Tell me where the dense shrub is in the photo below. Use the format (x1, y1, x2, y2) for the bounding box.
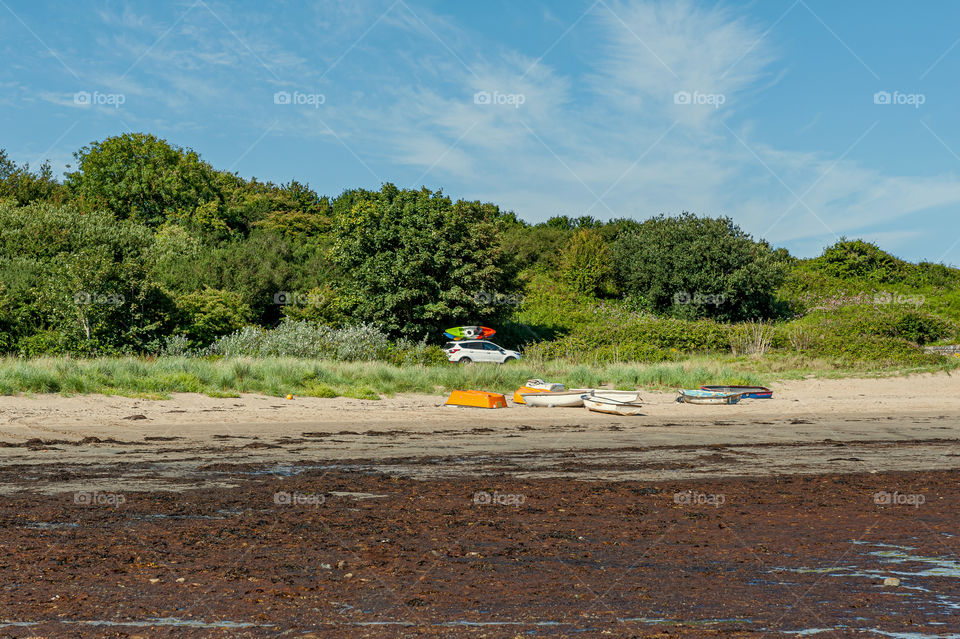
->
(65, 133, 223, 229)
(206, 321, 392, 360)
(612, 214, 788, 321)
(560, 229, 613, 296)
(175, 288, 253, 347)
(331, 184, 516, 339)
(0, 201, 174, 354)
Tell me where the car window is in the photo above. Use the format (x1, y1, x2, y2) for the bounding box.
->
(464, 342, 483, 350)
(444, 342, 457, 350)
(483, 342, 500, 351)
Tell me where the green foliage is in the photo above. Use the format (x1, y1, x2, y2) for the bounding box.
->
(65, 133, 224, 229)
(5, 133, 960, 376)
(613, 213, 787, 321)
(0, 355, 780, 398)
(280, 285, 348, 326)
(0, 150, 66, 206)
(206, 320, 391, 360)
(331, 184, 515, 339)
(174, 288, 253, 346)
(560, 229, 613, 296)
(782, 304, 953, 364)
(0, 200, 174, 354)
(805, 239, 960, 292)
(814, 239, 907, 283)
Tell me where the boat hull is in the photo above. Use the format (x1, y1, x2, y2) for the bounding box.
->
(520, 390, 591, 407)
(583, 397, 643, 416)
(700, 385, 772, 399)
(677, 390, 743, 405)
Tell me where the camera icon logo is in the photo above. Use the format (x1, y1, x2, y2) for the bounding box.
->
(474, 90, 492, 105)
(274, 91, 291, 105)
(673, 91, 691, 105)
(273, 291, 290, 305)
(74, 91, 91, 106)
(874, 91, 891, 105)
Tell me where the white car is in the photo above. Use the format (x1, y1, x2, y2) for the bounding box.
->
(444, 340, 521, 364)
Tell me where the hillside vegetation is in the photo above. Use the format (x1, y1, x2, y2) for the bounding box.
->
(1, 135, 958, 384)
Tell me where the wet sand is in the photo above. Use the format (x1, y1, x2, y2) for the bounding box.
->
(0, 374, 958, 637)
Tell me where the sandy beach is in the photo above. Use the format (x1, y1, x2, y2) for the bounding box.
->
(1, 373, 959, 490)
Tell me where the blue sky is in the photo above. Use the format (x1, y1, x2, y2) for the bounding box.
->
(3, 0, 960, 262)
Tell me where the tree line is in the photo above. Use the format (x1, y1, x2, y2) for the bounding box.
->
(0, 133, 788, 356)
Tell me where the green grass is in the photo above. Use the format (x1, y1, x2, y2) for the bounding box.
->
(0, 354, 956, 399)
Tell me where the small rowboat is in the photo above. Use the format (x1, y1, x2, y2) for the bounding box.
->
(513, 379, 566, 404)
(520, 389, 592, 407)
(677, 389, 744, 405)
(583, 391, 643, 416)
(700, 385, 772, 399)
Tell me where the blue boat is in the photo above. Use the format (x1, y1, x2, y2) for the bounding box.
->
(700, 385, 773, 399)
(677, 389, 744, 405)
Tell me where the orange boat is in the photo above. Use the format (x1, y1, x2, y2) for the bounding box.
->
(445, 390, 507, 409)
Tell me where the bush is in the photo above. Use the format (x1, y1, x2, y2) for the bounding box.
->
(330, 184, 516, 339)
(175, 288, 253, 347)
(814, 239, 907, 283)
(521, 305, 732, 364)
(560, 229, 613, 296)
(783, 305, 953, 364)
(612, 213, 787, 321)
(206, 320, 392, 361)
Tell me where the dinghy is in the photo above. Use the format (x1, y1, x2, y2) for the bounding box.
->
(700, 385, 772, 399)
(519, 389, 592, 407)
(583, 391, 643, 416)
(676, 389, 744, 405)
(513, 379, 566, 404)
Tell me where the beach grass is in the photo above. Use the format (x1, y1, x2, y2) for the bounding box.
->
(0, 354, 956, 399)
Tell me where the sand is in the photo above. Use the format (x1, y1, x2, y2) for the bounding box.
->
(0, 372, 958, 491)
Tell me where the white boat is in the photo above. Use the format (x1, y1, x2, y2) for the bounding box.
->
(519, 389, 592, 407)
(583, 391, 643, 416)
(524, 378, 565, 392)
(590, 390, 641, 402)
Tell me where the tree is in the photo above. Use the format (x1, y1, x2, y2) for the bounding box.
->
(330, 184, 515, 339)
(174, 288, 253, 346)
(612, 213, 787, 321)
(560, 229, 613, 296)
(0, 150, 65, 205)
(65, 133, 223, 228)
(0, 200, 174, 354)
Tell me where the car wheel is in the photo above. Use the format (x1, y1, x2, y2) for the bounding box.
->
(502, 356, 516, 363)
(459, 357, 472, 364)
